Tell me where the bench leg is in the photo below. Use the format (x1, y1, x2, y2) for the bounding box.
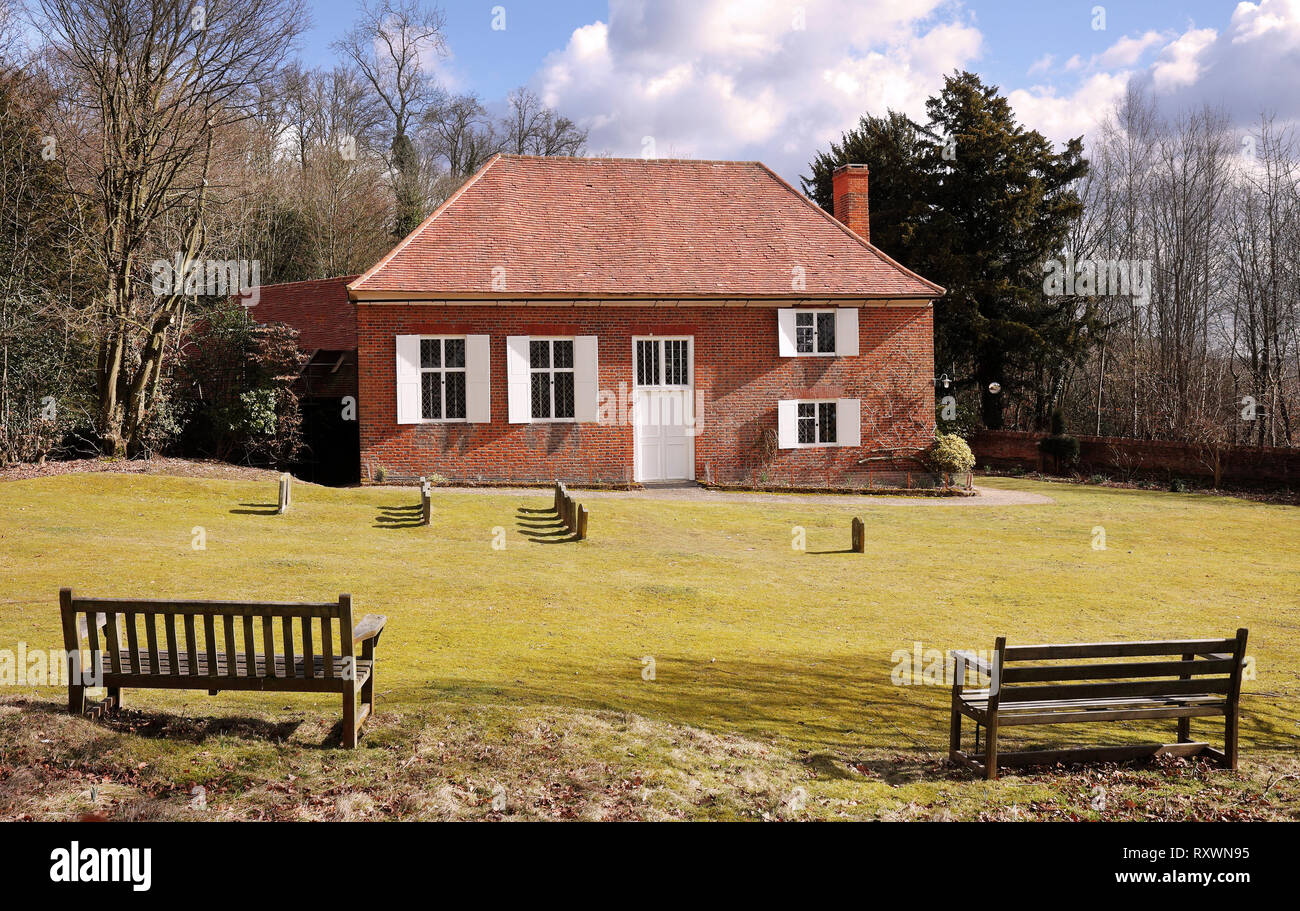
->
(984, 717, 999, 781)
(1224, 709, 1239, 770)
(361, 663, 375, 726)
(68, 682, 85, 715)
(1177, 716, 1191, 743)
(949, 701, 962, 762)
(106, 687, 123, 713)
(342, 683, 358, 749)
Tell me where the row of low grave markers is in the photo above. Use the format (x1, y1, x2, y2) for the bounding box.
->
(419, 477, 432, 526)
(277, 473, 293, 514)
(553, 481, 588, 541)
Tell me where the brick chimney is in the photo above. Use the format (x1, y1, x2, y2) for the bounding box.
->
(832, 164, 870, 242)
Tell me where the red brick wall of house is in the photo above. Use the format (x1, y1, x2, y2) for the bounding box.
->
(357, 304, 934, 484)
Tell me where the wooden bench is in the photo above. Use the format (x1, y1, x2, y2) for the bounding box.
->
(949, 630, 1249, 779)
(59, 589, 387, 748)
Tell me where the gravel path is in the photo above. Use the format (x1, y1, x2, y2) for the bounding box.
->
(437, 482, 1055, 507)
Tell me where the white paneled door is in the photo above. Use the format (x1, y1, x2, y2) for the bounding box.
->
(633, 337, 695, 482)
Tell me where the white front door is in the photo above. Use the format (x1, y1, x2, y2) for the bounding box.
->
(633, 338, 695, 482)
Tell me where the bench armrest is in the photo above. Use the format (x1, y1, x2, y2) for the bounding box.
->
(950, 650, 993, 677)
(353, 614, 387, 644)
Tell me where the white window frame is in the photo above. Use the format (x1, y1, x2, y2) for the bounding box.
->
(797, 399, 839, 446)
(778, 398, 861, 449)
(796, 310, 838, 356)
(418, 336, 469, 423)
(633, 336, 694, 389)
(528, 337, 577, 423)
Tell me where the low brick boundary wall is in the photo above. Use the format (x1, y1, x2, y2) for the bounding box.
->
(970, 430, 1300, 487)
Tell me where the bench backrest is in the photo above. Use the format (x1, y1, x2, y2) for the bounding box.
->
(983, 630, 1248, 708)
(59, 588, 354, 684)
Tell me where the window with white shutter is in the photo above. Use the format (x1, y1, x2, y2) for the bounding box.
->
(396, 335, 490, 424)
(777, 308, 857, 357)
(777, 398, 861, 448)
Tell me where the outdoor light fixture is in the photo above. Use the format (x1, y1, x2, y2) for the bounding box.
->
(988, 382, 1002, 395)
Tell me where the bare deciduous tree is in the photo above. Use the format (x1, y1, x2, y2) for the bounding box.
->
(36, 0, 306, 455)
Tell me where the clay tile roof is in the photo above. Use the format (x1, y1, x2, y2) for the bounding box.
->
(248, 275, 359, 350)
(349, 155, 943, 300)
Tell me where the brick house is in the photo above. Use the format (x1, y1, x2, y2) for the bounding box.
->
(260, 154, 944, 486)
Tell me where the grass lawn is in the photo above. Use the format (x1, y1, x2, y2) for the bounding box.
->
(1, 470, 1297, 820)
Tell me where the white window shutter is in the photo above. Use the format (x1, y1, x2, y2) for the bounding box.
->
(777, 309, 797, 357)
(835, 308, 859, 356)
(837, 399, 861, 447)
(395, 335, 422, 425)
(777, 400, 799, 449)
(573, 336, 599, 422)
(506, 336, 531, 424)
(465, 334, 491, 423)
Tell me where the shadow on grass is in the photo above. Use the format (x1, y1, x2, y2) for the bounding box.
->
(415, 651, 1300, 784)
(515, 507, 578, 544)
(230, 503, 279, 516)
(374, 503, 425, 530)
(15, 697, 315, 747)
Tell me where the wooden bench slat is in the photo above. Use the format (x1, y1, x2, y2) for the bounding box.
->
(282, 616, 295, 678)
(94, 650, 369, 680)
(84, 613, 102, 679)
(302, 616, 315, 679)
(1000, 658, 1236, 683)
(1004, 639, 1238, 660)
(66, 599, 342, 616)
(164, 614, 180, 676)
(222, 616, 238, 677)
(997, 704, 1229, 726)
(144, 612, 160, 674)
(184, 614, 199, 677)
(204, 614, 218, 680)
(999, 677, 1231, 703)
(243, 615, 257, 677)
(321, 617, 334, 679)
(102, 612, 122, 674)
(124, 613, 141, 674)
(263, 616, 276, 678)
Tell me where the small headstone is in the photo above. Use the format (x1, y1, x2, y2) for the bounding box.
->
(851, 517, 865, 553)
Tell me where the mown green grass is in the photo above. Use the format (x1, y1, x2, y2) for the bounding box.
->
(1, 472, 1297, 820)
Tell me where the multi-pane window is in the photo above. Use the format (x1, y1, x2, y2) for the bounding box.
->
(636, 339, 690, 387)
(795, 311, 836, 354)
(420, 338, 466, 420)
(530, 339, 575, 420)
(797, 402, 837, 445)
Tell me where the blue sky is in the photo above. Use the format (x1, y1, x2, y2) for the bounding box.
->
(296, 1, 1300, 182)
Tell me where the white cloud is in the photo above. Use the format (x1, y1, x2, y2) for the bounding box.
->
(528, 0, 1300, 177)
(1004, 0, 1300, 147)
(535, 0, 981, 181)
(1097, 30, 1168, 69)
(1150, 27, 1216, 91)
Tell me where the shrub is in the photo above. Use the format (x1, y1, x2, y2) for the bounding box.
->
(927, 433, 975, 474)
(1039, 433, 1080, 467)
(171, 301, 305, 465)
(1169, 477, 1188, 493)
(1039, 408, 1080, 472)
